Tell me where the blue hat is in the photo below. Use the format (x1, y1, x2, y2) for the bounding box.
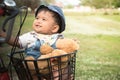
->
(35, 5, 65, 33)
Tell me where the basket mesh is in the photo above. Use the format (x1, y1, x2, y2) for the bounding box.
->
(11, 50, 77, 80)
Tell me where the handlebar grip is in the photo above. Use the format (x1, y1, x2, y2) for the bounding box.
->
(0, 8, 19, 43)
(2, 8, 19, 32)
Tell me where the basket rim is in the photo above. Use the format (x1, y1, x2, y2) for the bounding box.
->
(9, 50, 77, 61)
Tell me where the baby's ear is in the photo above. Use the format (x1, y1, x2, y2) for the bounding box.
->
(52, 25, 59, 33)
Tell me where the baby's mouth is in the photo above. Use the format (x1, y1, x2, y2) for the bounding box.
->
(36, 25, 42, 28)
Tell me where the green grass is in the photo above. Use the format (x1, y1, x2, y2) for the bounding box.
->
(64, 12, 120, 32)
(69, 34, 120, 80)
(63, 12, 120, 80)
(1, 12, 120, 80)
(63, 33, 120, 80)
(100, 15, 120, 22)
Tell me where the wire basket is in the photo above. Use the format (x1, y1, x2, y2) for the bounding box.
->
(10, 50, 77, 80)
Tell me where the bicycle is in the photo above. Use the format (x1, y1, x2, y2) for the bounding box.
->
(0, 0, 28, 80)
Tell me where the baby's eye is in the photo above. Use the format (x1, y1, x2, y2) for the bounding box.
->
(35, 17, 39, 19)
(42, 18, 46, 21)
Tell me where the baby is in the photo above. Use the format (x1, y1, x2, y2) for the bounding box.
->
(0, 5, 65, 59)
(0, 4, 67, 80)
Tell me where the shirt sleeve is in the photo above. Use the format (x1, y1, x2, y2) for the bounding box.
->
(19, 32, 36, 48)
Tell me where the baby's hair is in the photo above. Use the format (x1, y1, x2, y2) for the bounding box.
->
(37, 7, 62, 33)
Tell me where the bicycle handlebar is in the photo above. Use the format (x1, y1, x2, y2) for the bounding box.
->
(2, 8, 19, 32)
(0, 0, 19, 43)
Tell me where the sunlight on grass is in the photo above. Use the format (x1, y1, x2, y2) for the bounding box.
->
(64, 11, 120, 35)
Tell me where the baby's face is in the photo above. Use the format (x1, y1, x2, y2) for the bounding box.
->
(32, 10, 58, 34)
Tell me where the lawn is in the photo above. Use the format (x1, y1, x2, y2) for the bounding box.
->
(72, 34, 120, 80)
(64, 11, 120, 80)
(0, 11, 120, 80)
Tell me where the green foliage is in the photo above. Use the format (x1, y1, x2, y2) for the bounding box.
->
(14, 0, 40, 12)
(65, 4, 74, 9)
(81, 0, 120, 8)
(112, 0, 120, 8)
(45, 0, 55, 4)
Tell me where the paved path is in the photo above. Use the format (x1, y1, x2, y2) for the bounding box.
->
(64, 15, 120, 35)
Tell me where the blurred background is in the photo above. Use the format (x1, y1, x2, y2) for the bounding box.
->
(13, 0, 120, 14)
(0, 0, 120, 80)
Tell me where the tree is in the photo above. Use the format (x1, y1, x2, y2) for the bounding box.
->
(14, 0, 40, 13)
(14, 0, 56, 13)
(81, 0, 120, 8)
(112, 0, 120, 8)
(45, 0, 55, 4)
(25, 0, 40, 13)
